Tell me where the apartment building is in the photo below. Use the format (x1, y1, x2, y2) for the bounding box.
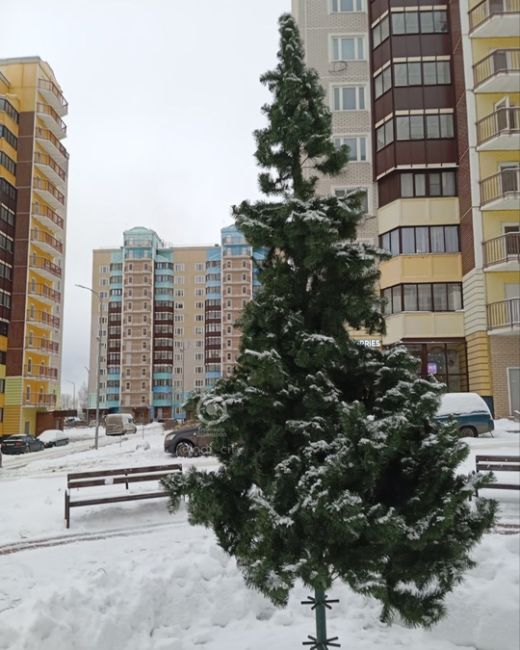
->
(292, 0, 378, 244)
(293, 1, 519, 416)
(0, 57, 67, 436)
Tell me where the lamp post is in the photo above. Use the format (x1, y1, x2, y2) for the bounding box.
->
(76, 284, 102, 450)
(67, 380, 76, 415)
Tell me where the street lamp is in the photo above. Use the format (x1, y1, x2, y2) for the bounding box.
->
(67, 380, 76, 415)
(76, 283, 102, 450)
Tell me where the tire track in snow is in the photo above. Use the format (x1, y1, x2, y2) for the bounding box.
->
(0, 519, 186, 555)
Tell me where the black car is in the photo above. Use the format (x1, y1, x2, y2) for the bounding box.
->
(164, 424, 213, 457)
(0, 434, 45, 455)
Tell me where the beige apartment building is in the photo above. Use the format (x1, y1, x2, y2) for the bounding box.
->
(293, 0, 378, 245)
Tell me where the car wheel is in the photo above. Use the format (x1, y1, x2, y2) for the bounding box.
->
(175, 441, 195, 458)
(459, 426, 477, 438)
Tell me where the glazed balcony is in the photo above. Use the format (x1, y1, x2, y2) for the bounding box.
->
(480, 168, 520, 209)
(36, 102, 67, 138)
(30, 255, 62, 280)
(28, 283, 61, 305)
(30, 229, 63, 255)
(483, 233, 520, 270)
(25, 337, 60, 354)
(32, 203, 64, 231)
(26, 309, 60, 330)
(469, 0, 520, 37)
(476, 107, 520, 150)
(474, 49, 520, 92)
(35, 127, 69, 167)
(487, 298, 520, 333)
(33, 177, 65, 211)
(34, 152, 67, 189)
(24, 365, 58, 380)
(37, 79, 68, 116)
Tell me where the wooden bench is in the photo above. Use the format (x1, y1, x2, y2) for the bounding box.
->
(475, 455, 520, 496)
(64, 463, 182, 528)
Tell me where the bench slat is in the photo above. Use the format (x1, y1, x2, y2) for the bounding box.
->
(67, 464, 182, 481)
(69, 491, 168, 508)
(478, 483, 520, 491)
(475, 455, 520, 463)
(69, 472, 180, 489)
(476, 463, 520, 472)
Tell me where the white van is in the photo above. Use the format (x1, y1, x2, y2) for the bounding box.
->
(105, 413, 138, 436)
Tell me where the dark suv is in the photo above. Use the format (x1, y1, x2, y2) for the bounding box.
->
(164, 423, 214, 457)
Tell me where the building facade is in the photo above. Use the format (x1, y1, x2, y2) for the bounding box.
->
(0, 57, 68, 436)
(88, 227, 264, 421)
(293, 1, 519, 416)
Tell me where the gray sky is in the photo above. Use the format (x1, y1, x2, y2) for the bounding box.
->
(1, 0, 289, 395)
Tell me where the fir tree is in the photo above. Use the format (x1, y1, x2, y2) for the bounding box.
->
(163, 12, 496, 639)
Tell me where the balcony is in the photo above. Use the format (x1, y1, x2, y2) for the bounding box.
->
(32, 203, 64, 231)
(30, 255, 62, 279)
(34, 152, 67, 189)
(476, 107, 520, 150)
(24, 394, 57, 408)
(36, 102, 67, 138)
(28, 283, 61, 305)
(480, 168, 520, 210)
(474, 49, 520, 92)
(483, 233, 520, 270)
(469, 0, 520, 37)
(33, 177, 65, 211)
(30, 229, 63, 255)
(25, 337, 59, 354)
(26, 309, 60, 330)
(24, 365, 58, 380)
(37, 79, 68, 116)
(35, 128, 69, 167)
(487, 298, 520, 333)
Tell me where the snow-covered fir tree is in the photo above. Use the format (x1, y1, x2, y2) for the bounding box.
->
(163, 12, 496, 629)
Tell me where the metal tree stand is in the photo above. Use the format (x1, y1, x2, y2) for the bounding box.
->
(301, 589, 340, 649)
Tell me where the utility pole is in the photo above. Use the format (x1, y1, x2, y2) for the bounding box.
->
(76, 284, 102, 450)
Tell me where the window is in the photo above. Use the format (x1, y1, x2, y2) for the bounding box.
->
(374, 66, 392, 98)
(380, 226, 460, 255)
(399, 171, 456, 198)
(332, 86, 365, 111)
(372, 16, 389, 47)
(331, 0, 364, 11)
(174, 263, 185, 272)
(376, 120, 394, 151)
(334, 187, 369, 213)
(393, 60, 451, 87)
(383, 283, 462, 314)
(334, 136, 368, 162)
(396, 115, 424, 140)
(331, 36, 365, 61)
(391, 10, 448, 34)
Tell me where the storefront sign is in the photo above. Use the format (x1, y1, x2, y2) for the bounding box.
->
(357, 339, 381, 348)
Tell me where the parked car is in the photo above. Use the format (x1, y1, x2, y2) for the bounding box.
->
(64, 417, 84, 427)
(105, 413, 137, 436)
(0, 435, 45, 455)
(436, 392, 494, 437)
(164, 423, 213, 457)
(38, 429, 70, 448)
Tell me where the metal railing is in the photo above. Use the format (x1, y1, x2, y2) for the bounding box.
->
(36, 102, 67, 135)
(483, 232, 520, 266)
(24, 365, 58, 379)
(26, 309, 61, 329)
(33, 177, 65, 205)
(38, 79, 68, 112)
(470, 0, 520, 30)
(25, 337, 60, 354)
(474, 49, 520, 86)
(35, 127, 69, 160)
(30, 229, 64, 254)
(480, 168, 520, 205)
(28, 283, 61, 303)
(487, 298, 520, 329)
(476, 106, 520, 145)
(30, 255, 62, 278)
(32, 203, 64, 230)
(23, 394, 57, 407)
(34, 152, 67, 182)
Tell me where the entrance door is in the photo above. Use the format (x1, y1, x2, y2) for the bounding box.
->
(504, 224, 520, 255)
(508, 368, 520, 415)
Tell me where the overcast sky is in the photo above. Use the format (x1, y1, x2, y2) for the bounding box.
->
(1, 0, 290, 396)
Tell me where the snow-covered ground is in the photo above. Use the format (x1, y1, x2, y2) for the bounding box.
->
(0, 421, 518, 650)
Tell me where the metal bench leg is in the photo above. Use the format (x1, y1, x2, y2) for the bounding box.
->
(65, 490, 70, 529)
